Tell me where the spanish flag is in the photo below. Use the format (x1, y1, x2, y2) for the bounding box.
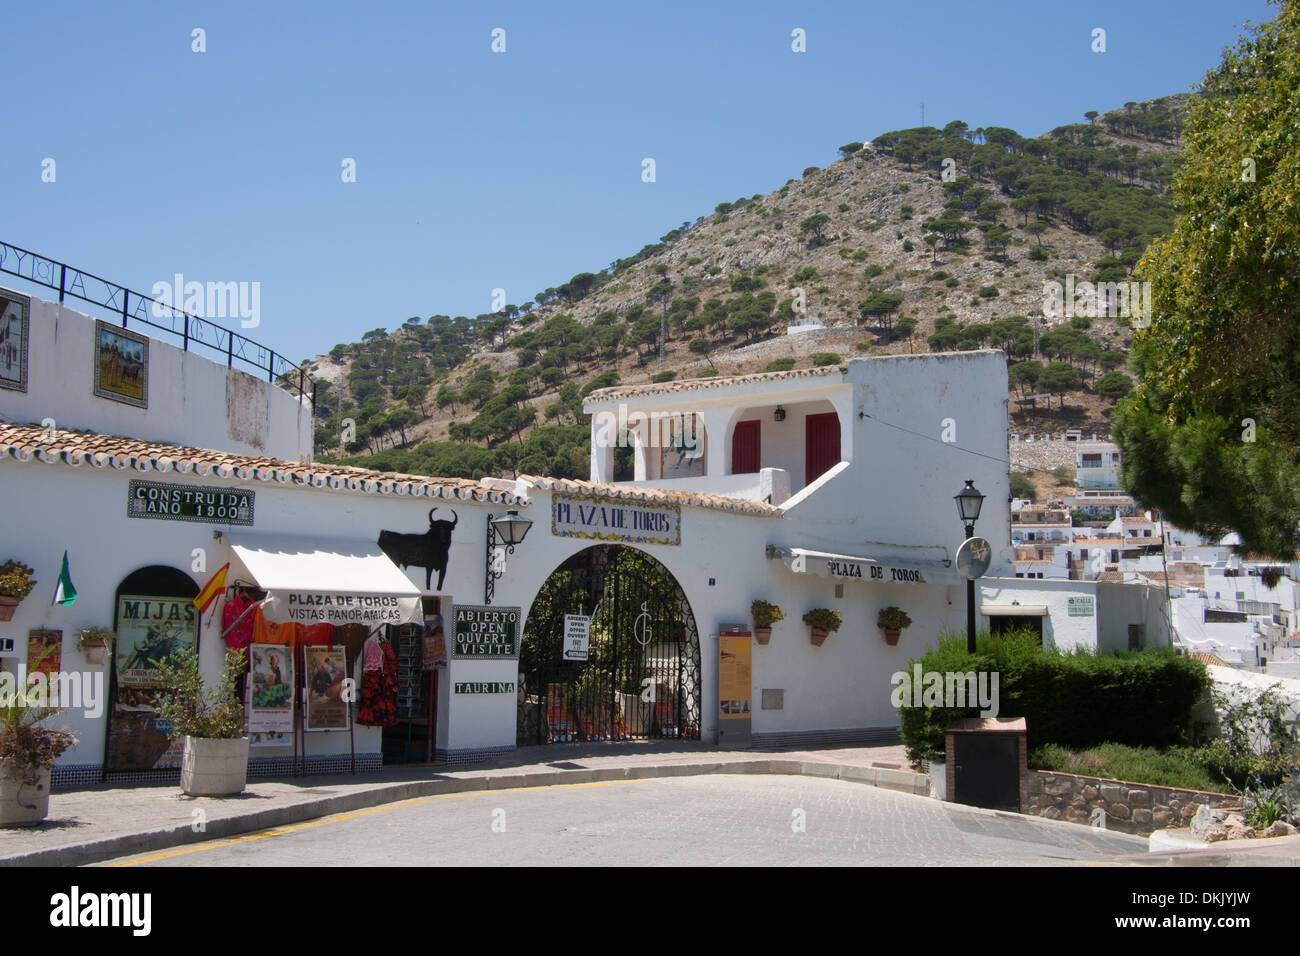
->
(194, 563, 230, 613)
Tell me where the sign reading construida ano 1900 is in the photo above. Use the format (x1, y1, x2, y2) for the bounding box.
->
(453, 605, 520, 659)
(552, 493, 680, 546)
(127, 479, 254, 525)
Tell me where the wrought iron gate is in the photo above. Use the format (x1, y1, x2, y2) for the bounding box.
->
(519, 546, 701, 744)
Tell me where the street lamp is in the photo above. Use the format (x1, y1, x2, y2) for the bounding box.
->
(954, 480, 986, 653)
(485, 510, 533, 605)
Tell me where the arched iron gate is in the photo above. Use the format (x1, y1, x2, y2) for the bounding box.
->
(519, 546, 701, 743)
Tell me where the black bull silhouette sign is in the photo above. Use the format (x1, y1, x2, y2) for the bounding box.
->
(377, 508, 458, 591)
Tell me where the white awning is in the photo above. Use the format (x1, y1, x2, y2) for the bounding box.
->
(227, 534, 423, 626)
(771, 546, 958, 586)
(979, 604, 1049, 617)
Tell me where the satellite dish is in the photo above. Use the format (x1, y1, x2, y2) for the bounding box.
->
(956, 537, 992, 580)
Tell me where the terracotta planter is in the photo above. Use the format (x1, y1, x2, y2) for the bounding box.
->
(883, 628, 901, 646)
(0, 760, 51, 827)
(181, 736, 250, 796)
(80, 640, 109, 666)
(0, 597, 19, 622)
(754, 627, 772, 645)
(809, 627, 829, 647)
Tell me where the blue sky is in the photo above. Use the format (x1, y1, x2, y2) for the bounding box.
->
(1, 0, 1273, 365)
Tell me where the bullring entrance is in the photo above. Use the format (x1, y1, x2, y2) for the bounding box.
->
(518, 545, 701, 744)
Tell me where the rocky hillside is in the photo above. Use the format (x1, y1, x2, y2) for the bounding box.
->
(307, 95, 1189, 480)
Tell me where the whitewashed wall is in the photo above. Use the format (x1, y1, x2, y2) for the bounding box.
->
(4, 295, 311, 460)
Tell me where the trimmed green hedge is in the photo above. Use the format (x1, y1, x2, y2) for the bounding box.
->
(899, 631, 1210, 763)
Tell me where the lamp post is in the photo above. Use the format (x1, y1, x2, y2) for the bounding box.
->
(485, 510, 533, 605)
(954, 479, 985, 653)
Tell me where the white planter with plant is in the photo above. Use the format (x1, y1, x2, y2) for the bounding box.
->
(0, 646, 76, 826)
(77, 626, 114, 666)
(154, 647, 250, 797)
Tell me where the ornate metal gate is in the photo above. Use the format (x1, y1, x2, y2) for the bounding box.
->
(519, 546, 701, 744)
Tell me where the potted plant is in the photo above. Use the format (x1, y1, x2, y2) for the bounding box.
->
(0, 560, 37, 622)
(0, 647, 77, 826)
(802, 608, 842, 647)
(77, 626, 114, 666)
(877, 606, 913, 646)
(751, 600, 784, 645)
(153, 647, 250, 796)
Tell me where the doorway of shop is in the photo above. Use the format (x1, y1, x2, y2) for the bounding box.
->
(519, 545, 701, 744)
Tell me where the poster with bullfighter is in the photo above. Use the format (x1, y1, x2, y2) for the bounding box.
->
(304, 644, 350, 731)
(93, 319, 149, 407)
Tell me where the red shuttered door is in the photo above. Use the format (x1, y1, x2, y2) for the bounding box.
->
(732, 419, 761, 474)
(805, 412, 841, 485)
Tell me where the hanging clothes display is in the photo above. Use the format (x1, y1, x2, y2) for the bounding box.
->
(222, 591, 256, 653)
(357, 633, 399, 727)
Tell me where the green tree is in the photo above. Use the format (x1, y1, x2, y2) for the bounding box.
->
(1096, 370, 1133, 402)
(1114, 3, 1300, 555)
(799, 213, 831, 247)
(1040, 362, 1081, 408)
(1010, 472, 1036, 501)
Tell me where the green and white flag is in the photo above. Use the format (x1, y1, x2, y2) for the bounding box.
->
(52, 551, 77, 606)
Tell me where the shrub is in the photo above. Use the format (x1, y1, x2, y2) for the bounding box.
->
(152, 647, 249, 740)
(865, 264, 885, 278)
(765, 358, 796, 372)
(979, 285, 999, 298)
(902, 239, 915, 252)
(651, 370, 676, 383)
(802, 608, 842, 632)
(1027, 246, 1049, 261)
(0, 560, 37, 600)
(751, 600, 784, 628)
(1030, 742, 1222, 792)
(812, 352, 842, 366)
(899, 631, 1210, 763)
(1010, 472, 1036, 500)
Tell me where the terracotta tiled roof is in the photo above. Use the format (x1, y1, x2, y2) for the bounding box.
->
(584, 365, 846, 403)
(1190, 651, 1231, 667)
(518, 475, 782, 517)
(0, 422, 526, 504)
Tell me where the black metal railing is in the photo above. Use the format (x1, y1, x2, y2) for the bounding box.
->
(0, 240, 313, 405)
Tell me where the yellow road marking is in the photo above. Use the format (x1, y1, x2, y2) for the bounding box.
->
(103, 779, 644, 866)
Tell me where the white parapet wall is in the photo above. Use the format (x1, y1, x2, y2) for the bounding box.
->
(2, 293, 313, 460)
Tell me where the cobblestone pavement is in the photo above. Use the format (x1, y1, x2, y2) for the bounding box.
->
(0, 742, 913, 863)
(101, 774, 1148, 867)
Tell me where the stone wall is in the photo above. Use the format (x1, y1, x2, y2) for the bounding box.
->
(1024, 770, 1237, 836)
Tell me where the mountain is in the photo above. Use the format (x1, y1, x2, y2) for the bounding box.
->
(308, 94, 1191, 480)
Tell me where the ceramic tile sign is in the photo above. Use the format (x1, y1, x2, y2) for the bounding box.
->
(1068, 596, 1095, 617)
(127, 479, 255, 525)
(452, 605, 520, 659)
(0, 288, 30, 393)
(93, 320, 149, 408)
(552, 493, 680, 546)
(454, 682, 515, 694)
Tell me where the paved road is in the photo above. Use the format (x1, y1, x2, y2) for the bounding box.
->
(101, 775, 1148, 866)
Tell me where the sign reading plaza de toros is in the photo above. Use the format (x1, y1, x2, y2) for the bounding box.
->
(127, 479, 255, 525)
(453, 605, 521, 659)
(552, 492, 680, 546)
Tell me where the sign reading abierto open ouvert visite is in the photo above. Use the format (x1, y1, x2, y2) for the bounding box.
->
(453, 605, 521, 659)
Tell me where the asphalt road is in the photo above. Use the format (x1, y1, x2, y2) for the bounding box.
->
(100, 774, 1149, 866)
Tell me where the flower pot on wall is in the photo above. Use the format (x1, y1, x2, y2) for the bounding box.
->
(809, 627, 828, 647)
(754, 627, 772, 645)
(180, 736, 250, 796)
(883, 628, 901, 646)
(0, 761, 51, 827)
(0, 598, 19, 622)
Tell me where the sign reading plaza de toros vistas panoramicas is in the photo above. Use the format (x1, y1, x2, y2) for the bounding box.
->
(552, 493, 680, 546)
(453, 605, 520, 659)
(127, 479, 255, 525)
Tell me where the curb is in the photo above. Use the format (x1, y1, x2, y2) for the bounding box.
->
(0, 759, 929, 867)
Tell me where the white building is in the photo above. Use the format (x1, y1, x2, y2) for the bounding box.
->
(3, 283, 1029, 784)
